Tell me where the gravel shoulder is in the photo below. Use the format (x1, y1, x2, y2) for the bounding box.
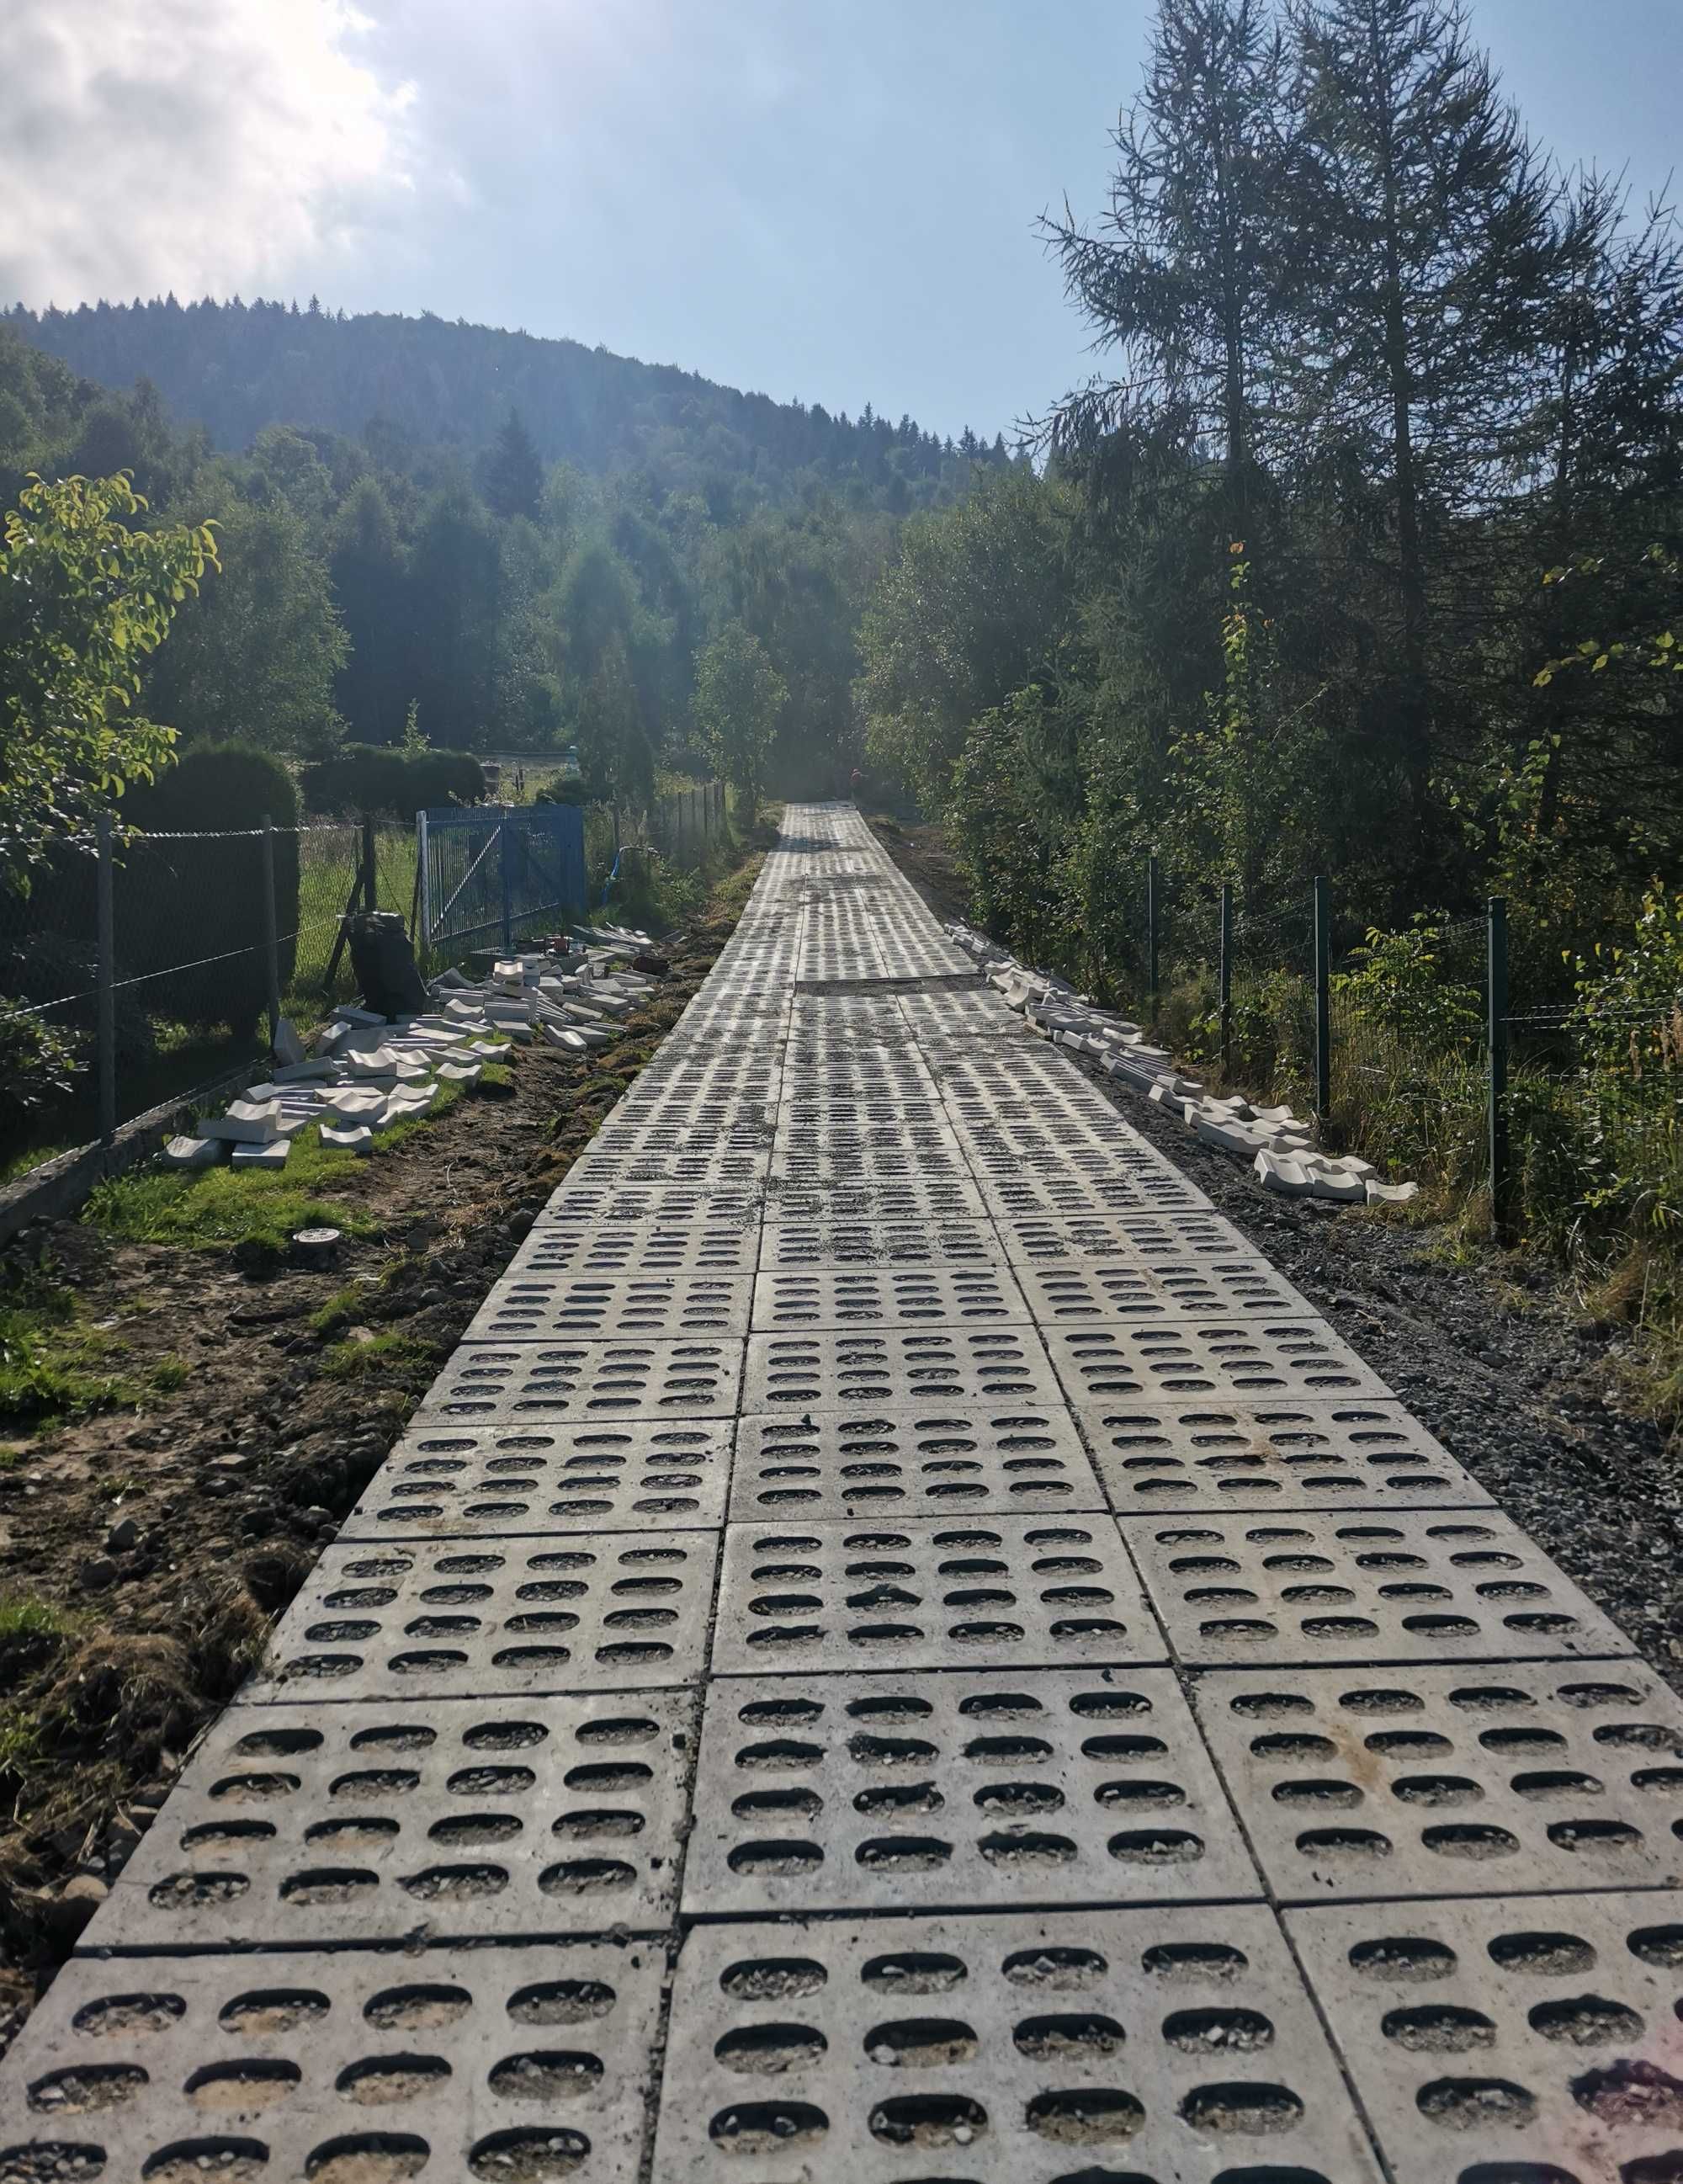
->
(868, 812, 1683, 1692)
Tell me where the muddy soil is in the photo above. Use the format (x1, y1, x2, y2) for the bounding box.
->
(0, 855, 762, 2044)
(868, 816, 1683, 1691)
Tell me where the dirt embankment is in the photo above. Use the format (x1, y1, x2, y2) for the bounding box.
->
(868, 813, 1683, 1690)
(0, 858, 762, 2042)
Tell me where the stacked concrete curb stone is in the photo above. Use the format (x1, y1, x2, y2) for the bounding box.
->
(3, 805, 1677, 2184)
(945, 917, 1420, 1205)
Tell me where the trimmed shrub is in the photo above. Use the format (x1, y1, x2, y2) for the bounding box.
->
(535, 778, 590, 807)
(300, 745, 484, 820)
(119, 745, 300, 1035)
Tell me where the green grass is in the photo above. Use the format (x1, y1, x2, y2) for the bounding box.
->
(0, 1596, 77, 1646)
(0, 1283, 141, 1431)
(309, 1281, 373, 1338)
(86, 1125, 377, 1252)
(321, 1331, 437, 1380)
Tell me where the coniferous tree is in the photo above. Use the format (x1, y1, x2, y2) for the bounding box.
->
(1041, 0, 1290, 518)
(1283, 0, 1559, 838)
(485, 408, 544, 522)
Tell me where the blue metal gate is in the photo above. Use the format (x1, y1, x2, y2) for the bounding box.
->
(417, 805, 587, 963)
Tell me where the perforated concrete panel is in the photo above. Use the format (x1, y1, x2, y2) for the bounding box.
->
(251, 1532, 720, 1699)
(654, 1904, 1381, 2181)
(744, 1327, 1062, 1411)
(465, 1273, 753, 1342)
(1081, 1396, 1493, 1512)
(711, 1516, 1165, 1674)
(0, 1940, 663, 2184)
(1126, 1510, 1636, 1666)
(536, 1184, 762, 1227)
(1044, 1317, 1396, 1402)
(985, 1168, 1213, 1217)
(758, 1218, 1006, 1267)
(682, 1668, 1256, 1916)
(765, 1176, 989, 1222)
(751, 1265, 1032, 1328)
(342, 1419, 733, 1537)
(730, 1406, 1101, 1521)
(417, 1336, 745, 1421)
(1195, 1660, 1683, 1900)
(508, 1217, 762, 1276)
(105, 1690, 696, 1944)
(1288, 1889, 1683, 2184)
(995, 1208, 1253, 1262)
(1015, 1255, 1316, 1322)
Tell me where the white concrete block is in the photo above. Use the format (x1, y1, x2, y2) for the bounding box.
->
(272, 1017, 306, 1068)
(1310, 1167, 1368, 1203)
(333, 1005, 386, 1027)
(203, 1101, 280, 1145)
(273, 1059, 335, 1084)
(1197, 1115, 1266, 1156)
(1365, 1177, 1420, 1205)
(1254, 1150, 1315, 1195)
(163, 1135, 225, 1169)
(231, 1138, 290, 1169)
(543, 1023, 589, 1053)
(321, 1124, 374, 1156)
(438, 1060, 483, 1085)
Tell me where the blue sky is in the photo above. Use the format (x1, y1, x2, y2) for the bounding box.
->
(2, 0, 1675, 441)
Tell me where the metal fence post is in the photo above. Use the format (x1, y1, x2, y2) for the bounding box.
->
(260, 816, 280, 1049)
(1146, 855, 1160, 1021)
(416, 811, 431, 964)
(96, 810, 116, 1145)
(363, 812, 378, 912)
(1314, 874, 1331, 1131)
(1218, 882, 1233, 1080)
(1488, 895, 1511, 1243)
(499, 806, 515, 951)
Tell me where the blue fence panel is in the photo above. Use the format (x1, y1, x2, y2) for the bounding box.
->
(420, 805, 587, 961)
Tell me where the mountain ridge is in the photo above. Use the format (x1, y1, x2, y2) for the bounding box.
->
(7, 296, 1011, 510)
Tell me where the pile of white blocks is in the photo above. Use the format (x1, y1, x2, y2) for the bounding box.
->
(162, 932, 669, 1174)
(430, 933, 662, 1059)
(944, 919, 1417, 1208)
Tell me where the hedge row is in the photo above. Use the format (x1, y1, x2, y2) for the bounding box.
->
(301, 745, 484, 819)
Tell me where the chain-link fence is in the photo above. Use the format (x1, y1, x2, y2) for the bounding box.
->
(1500, 906, 1683, 1241)
(0, 817, 419, 1180)
(1086, 865, 1682, 1235)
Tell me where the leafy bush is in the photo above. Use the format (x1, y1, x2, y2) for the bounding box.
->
(1334, 916, 1482, 1049)
(301, 745, 484, 819)
(0, 1004, 83, 1131)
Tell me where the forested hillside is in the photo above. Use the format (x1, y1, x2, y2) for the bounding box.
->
(7, 297, 1009, 514)
(0, 303, 975, 796)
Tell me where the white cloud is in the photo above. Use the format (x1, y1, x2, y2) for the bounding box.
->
(0, 0, 418, 305)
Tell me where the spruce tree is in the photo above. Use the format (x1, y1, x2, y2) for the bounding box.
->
(485, 407, 543, 522)
(1041, 0, 1290, 518)
(1283, 0, 1558, 837)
